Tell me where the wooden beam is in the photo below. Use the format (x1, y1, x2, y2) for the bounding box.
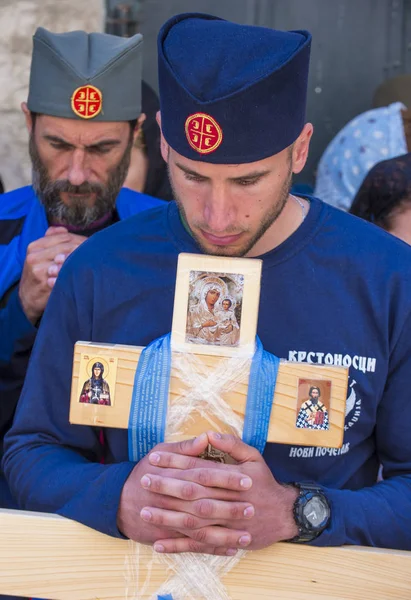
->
(70, 342, 348, 448)
(1, 509, 410, 599)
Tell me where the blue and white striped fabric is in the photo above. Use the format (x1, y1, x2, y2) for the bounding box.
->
(315, 102, 407, 211)
(128, 334, 279, 462)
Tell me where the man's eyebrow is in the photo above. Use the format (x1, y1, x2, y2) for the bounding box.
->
(228, 170, 270, 182)
(175, 162, 210, 179)
(43, 134, 74, 148)
(175, 162, 270, 182)
(85, 139, 122, 150)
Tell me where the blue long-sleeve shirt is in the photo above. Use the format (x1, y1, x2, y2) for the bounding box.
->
(3, 197, 411, 548)
(0, 185, 164, 506)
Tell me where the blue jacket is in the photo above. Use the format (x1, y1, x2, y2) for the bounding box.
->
(3, 198, 411, 549)
(0, 185, 164, 507)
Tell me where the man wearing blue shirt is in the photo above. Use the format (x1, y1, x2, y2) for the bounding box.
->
(4, 13, 411, 553)
(0, 27, 164, 508)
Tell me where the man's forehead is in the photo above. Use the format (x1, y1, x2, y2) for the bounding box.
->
(37, 114, 128, 143)
(170, 146, 285, 178)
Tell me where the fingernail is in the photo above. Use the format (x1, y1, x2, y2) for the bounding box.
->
(239, 535, 251, 547)
(226, 549, 237, 556)
(48, 265, 58, 276)
(141, 475, 151, 488)
(210, 432, 221, 439)
(140, 509, 152, 522)
(196, 433, 208, 443)
(243, 506, 255, 518)
(240, 477, 252, 489)
(55, 253, 66, 262)
(154, 543, 165, 553)
(149, 452, 160, 464)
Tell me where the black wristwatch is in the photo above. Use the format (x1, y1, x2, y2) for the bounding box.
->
(288, 482, 331, 543)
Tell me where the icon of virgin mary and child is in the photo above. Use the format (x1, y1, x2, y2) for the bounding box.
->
(186, 275, 241, 347)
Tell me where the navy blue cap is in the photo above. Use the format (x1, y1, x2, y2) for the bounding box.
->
(158, 13, 312, 163)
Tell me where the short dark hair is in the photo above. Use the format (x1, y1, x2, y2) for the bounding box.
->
(222, 298, 232, 307)
(350, 154, 411, 230)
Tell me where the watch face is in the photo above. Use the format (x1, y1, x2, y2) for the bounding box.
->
(303, 496, 329, 529)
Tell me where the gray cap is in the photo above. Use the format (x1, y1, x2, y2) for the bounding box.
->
(27, 27, 143, 121)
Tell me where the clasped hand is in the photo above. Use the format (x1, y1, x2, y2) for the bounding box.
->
(19, 226, 87, 323)
(117, 432, 298, 556)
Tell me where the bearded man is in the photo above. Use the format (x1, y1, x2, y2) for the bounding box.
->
(0, 27, 164, 508)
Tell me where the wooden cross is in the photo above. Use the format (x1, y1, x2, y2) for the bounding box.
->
(66, 253, 349, 598)
(70, 253, 349, 449)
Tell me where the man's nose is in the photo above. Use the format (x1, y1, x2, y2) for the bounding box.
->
(67, 149, 89, 186)
(203, 186, 236, 232)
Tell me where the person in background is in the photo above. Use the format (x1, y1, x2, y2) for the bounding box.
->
(0, 27, 164, 509)
(314, 74, 411, 211)
(350, 152, 411, 245)
(124, 81, 173, 201)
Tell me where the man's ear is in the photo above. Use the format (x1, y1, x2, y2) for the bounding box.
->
(291, 123, 314, 174)
(133, 113, 146, 143)
(21, 102, 33, 134)
(156, 112, 170, 163)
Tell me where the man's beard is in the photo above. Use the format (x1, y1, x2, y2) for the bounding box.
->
(30, 133, 133, 228)
(168, 163, 293, 257)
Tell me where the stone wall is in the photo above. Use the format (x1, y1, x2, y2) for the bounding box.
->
(0, 0, 105, 192)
